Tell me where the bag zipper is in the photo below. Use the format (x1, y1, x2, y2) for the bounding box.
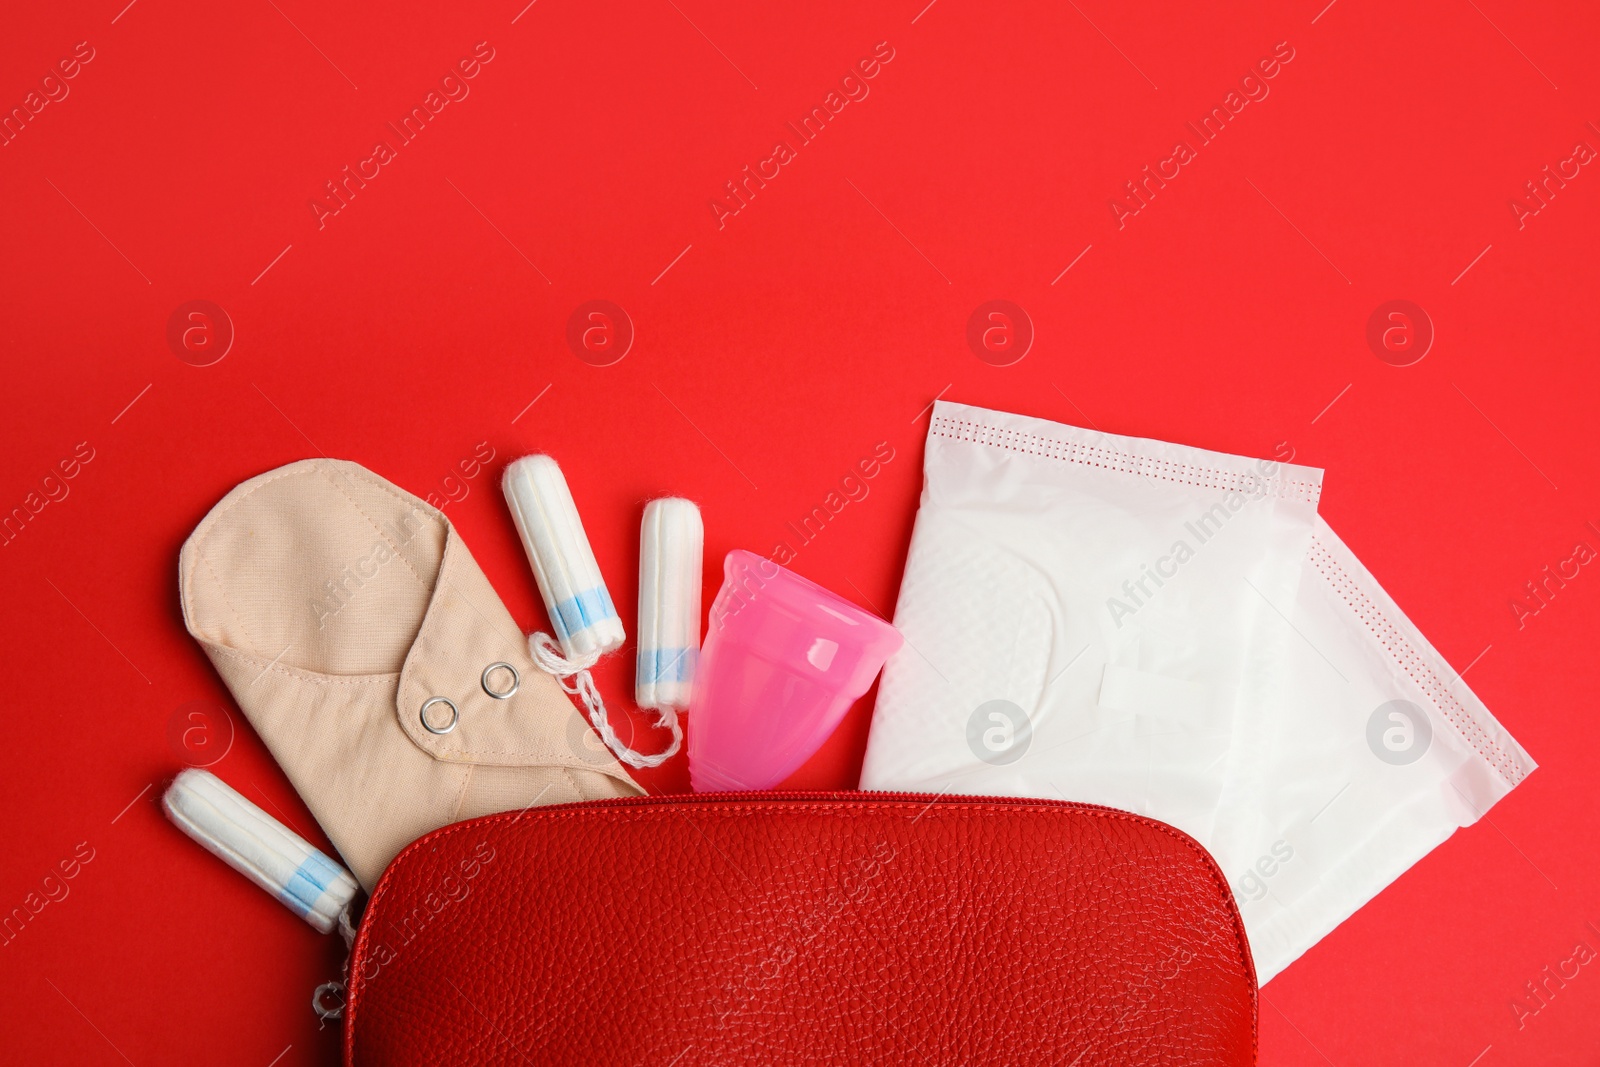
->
(497, 788, 1141, 819)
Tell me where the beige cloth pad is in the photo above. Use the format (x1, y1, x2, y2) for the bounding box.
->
(179, 459, 641, 889)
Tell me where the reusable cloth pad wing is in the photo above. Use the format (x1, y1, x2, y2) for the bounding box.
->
(862, 401, 1323, 850)
(179, 459, 642, 889)
(1210, 517, 1535, 982)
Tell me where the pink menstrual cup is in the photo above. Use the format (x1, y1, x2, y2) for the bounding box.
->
(688, 550, 903, 792)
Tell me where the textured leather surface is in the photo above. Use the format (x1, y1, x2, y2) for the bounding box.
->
(345, 793, 1257, 1066)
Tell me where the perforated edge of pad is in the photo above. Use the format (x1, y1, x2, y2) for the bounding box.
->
(931, 414, 1323, 506)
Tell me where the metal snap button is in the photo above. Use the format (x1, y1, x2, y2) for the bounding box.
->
(313, 981, 346, 1022)
(420, 696, 459, 735)
(481, 661, 520, 700)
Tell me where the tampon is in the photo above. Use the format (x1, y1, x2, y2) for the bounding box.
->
(163, 769, 358, 935)
(636, 498, 703, 710)
(502, 455, 625, 660)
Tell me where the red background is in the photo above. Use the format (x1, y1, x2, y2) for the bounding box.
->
(3, 0, 1597, 1063)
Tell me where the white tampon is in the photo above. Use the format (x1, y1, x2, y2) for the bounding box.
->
(163, 769, 358, 935)
(636, 498, 703, 710)
(502, 455, 625, 660)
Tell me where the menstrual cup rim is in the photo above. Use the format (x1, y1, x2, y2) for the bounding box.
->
(718, 549, 901, 645)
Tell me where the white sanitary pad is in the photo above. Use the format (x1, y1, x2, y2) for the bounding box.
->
(861, 401, 1535, 982)
(1212, 517, 1534, 980)
(862, 401, 1323, 849)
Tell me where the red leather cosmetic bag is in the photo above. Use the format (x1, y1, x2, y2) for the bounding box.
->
(345, 792, 1257, 1065)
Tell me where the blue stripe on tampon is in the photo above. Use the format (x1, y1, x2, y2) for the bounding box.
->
(552, 587, 618, 640)
(281, 850, 342, 918)
(637, 647, 698, 684)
